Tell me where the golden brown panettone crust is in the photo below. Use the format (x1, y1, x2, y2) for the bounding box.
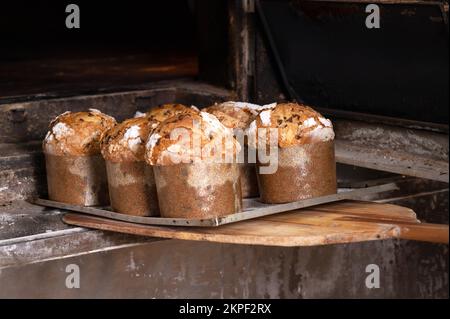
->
(253, 103, 334, 147)
(101, 116, 159, 162)
(145, 103, 198, 122)
(203, 103, 256, 130)
(145, 112, 240, 166)
(43, 109, 116, 156)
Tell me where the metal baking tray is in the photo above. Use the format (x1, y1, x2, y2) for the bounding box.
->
(34, 183, 398, 227)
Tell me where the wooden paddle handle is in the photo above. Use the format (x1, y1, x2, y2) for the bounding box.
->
(396, 223, 449, 244)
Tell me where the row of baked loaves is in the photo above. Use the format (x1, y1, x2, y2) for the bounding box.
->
(42, 102, 337, 219)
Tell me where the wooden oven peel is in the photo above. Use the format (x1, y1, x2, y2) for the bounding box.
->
(33, 183, 449, 247)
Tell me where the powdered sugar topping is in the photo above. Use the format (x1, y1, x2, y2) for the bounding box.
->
(259, 102, 277, 110)
(147, 112, 240, 164)
(123, 125, 142, 153)
(301, 116, 334, 142)
(307, 126, 335, 142)
(44, 131, 54, 142)
(146, 133, 161, 155)
(200, 111, 229, 136)
(318, 117, 332, 127)
(43, 122, 74, 153)
(134, 111, 146, 118)
(259, 110, 272, 126)
(88, 108, 115, 122)
(302, 117, 317, 128)
(51, 122, 74, 139)
(219, 101, 277, 115)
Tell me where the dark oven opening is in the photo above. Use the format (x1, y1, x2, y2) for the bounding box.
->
(255, 0, 449, 125)
(0, 0, 199, 102)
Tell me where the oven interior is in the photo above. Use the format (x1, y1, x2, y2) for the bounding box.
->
(0, 0, 448, 298)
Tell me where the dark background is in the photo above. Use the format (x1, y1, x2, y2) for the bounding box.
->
(0, 0, 196, 58)
(0, 0, 198, 99)
(259, 0, 449, 124)
(0, 0, 448, 124)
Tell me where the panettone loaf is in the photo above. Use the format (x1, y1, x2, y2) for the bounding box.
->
(145, 103, 199, 122)
(101, 116, 159, 162)
(43, 109, 116, 156)
(251, 102, 337, 204)
(43, 109, 115, 206)
(248, 102, 334, 148)
(145, 111, 240, 166)
(100, 116, 161, 216)
(203, 101, 271, 130)
(147, 111, 243, 218)
(203, 101, 275, 198)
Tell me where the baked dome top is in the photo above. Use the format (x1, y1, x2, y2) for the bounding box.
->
(248, 103, 335, 148)
(204, 101, 275, 130)
(144, 103, 199, 122)
(101, 116, 159, 162)
(43, 109, 116, 156)
(145, 111, 241, 165)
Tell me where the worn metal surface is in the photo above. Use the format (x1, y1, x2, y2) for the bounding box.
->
(0, 80, 231, 144)
(0, 142, 46, 203)
(333, 119, 449, 182)
(382, 189, 449, 224)
(195, 0, 256, 100)
(0, 238, 447, 298)
(318, 107, 449, 134)
(228, 0, 256, 101)
(254, 19, 286, 103)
